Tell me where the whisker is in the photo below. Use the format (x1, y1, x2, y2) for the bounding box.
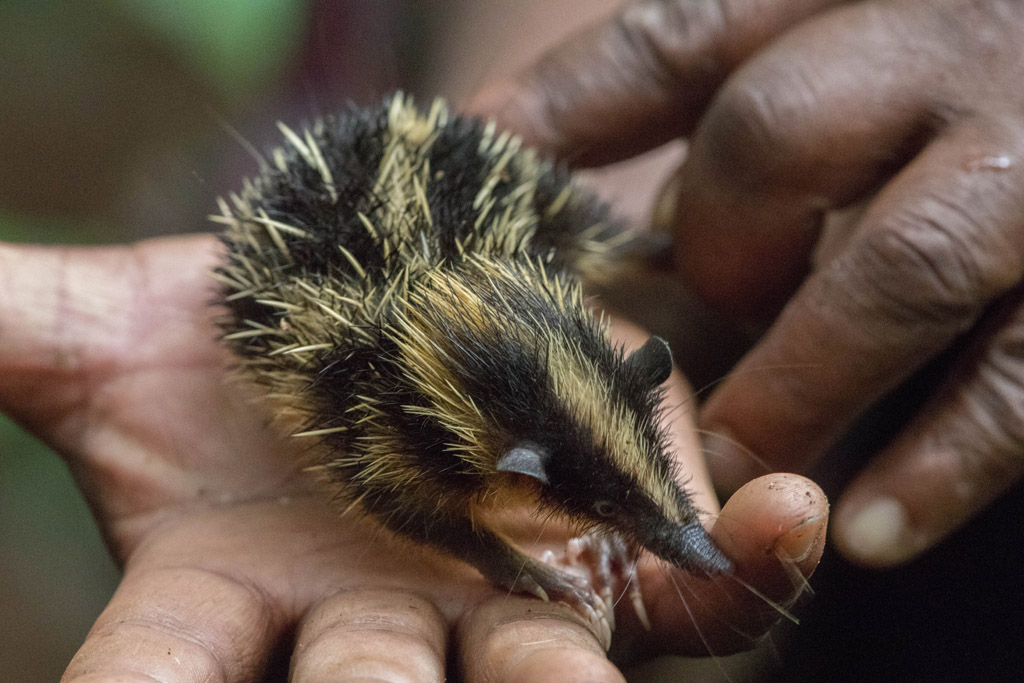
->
(696, 427, 774, 474)
(665, 567, 737, 683)
(691, 362, 824, 402)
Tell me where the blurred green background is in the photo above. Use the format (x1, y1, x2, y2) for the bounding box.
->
(0, 3, 305, 679)
(0, 2, 631, 680)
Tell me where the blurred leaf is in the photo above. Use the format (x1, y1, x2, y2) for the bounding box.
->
(0, 210, 118, 244)
(0, 414, 119, 682)
(116, 0, 307, 101)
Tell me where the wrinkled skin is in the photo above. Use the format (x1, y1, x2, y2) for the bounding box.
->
(473, 0, 1024, 568)
(0, 236, 825, 682)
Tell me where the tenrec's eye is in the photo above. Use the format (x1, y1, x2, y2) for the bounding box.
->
(593, 500, 616, 517)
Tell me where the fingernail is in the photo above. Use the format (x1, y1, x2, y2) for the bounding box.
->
(652, 169, 682, 235)
(839, 498, 918, 566)
(777, 513, 828, 565)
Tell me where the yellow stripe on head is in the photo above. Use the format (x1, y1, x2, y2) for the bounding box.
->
(544, 335, 683, 524)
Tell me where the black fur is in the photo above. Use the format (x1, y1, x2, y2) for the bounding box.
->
(215, 95, 731, 609)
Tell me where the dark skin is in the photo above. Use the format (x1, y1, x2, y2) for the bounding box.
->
(0, 236, 826, 682)
(472, 0, 1024, 568)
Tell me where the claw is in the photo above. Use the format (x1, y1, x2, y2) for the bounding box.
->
(524, 534, 650, 649)
(631, 581, 651, 631)
(603, 591, 616, 631)
(564, 531, 648, 633)
(599, 613, 612, 651)
(566, 537, 585, 565)
(525, 582, 550, 602)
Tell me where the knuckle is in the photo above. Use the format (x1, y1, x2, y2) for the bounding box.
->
(614, 0, 729, 81)
(523, 0, 734, 156)
(309, 622, 437, 656)
(852, 209, 1020, 329)
(91, 616, 231, 682)
(947, 376, 1024, 500)
(972, 312, 1024, 461)
(697, 71, 819, 190)
(302, 589, 445, 656)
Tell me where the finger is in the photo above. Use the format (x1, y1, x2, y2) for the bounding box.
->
(0, 235, 222, 434)
(665, 0, 953, 319)
(468, 0, 844, 165)
(640, 473, 828, 655)
(702, 120, 1024, 491)
(291, 590, 447, 682)
(459, 596, 625, 683)
(63, 564, 286, 682)
(834, 290, 1024, 566)
(0, 236, 292, 528)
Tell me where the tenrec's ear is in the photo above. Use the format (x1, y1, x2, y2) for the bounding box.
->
(626, 336, 673, 388)
(496, 441, 550, 484)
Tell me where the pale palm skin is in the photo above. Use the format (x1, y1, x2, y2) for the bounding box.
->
(0, 235, 826, 682)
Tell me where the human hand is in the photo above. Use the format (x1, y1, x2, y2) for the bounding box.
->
(472, 0, 1024, 568)
(0, 235, 825, 681)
